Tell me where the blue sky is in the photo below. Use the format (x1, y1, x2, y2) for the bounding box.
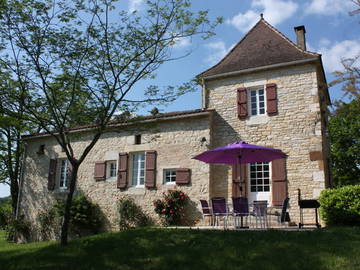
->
(1, 0, 359, 197)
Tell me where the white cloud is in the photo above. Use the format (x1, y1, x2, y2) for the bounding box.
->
(306, 0, 356, 15)
(227, 10, 259, 34)
(172, 37, 191, 49)
(204, 41, 235, 65)
(227, 0, 298, 32)
(128, 0, 144, 13)
(316, 40, 360, 72)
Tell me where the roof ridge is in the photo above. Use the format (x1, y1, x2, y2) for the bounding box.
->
(198, 17, 319, 78)
(198, 18, 265, 78)
(22, 108, 214, 139)
(260, 19, 319, 57)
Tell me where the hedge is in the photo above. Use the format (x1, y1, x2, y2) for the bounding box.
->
(319, 185, 360, 226)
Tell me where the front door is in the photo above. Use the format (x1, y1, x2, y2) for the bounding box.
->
(248, 162, 271, 204)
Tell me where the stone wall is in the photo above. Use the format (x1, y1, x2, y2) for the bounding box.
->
(19, 115, 212, 231)
(204, 63, 329, 224)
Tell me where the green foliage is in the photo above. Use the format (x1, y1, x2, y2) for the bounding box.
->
(118, 196, 152, 230)
(4, 215, 31, 242)
(320, 185, 360, 226)
(329, 99, 360, 186)
(0, 198, 12, 229)
(153, 190, 188, 225)
(37, 208, 60, 241)
(54, 195, 103, 237)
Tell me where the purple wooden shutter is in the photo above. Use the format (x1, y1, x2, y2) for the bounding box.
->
(266, 83, 278, 115)
(94, 162, 106, 181)
(48, 159, 57, 191)
(117, 153, 128, 189)
(237, 88, 248, 119)
(272, 158, 287, 206)
(176, 168, 191, 185)
(145, 151, 157, 188)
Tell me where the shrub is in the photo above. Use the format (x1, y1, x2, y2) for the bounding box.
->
(153, 190, 188, 226)
(54, 195, 103, 237)
(0, 200, 12, 229)
(37, 208, 60, 241)
(5, 215, 31, 242)
(118, 197, 152, 230)
(320, 185, 360, 226)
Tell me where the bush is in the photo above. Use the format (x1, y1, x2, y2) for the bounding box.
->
(118, 197, 152, 230)
(37, 208, 60, 241)
(0, 200, 12, 229)
(5, 215, 31, 242)
(54, 195, 103, 237)
(320, 185, 360, 226)
(153, 190, 188, 226)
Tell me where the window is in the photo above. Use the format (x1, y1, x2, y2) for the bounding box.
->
(37, 144, 45, 155)
(106, 161, 117, 179)
(249, 162, 270, 192)
(164, 169, 176, 184)
(59, 159, 70, 189)
(135, 134, 142, 145)
(250, 88, 266, 116)
(131, 153, 145, 186)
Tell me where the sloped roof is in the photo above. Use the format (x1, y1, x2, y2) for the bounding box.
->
(22, 109, 214, 140)
(199, 18, 319, 78)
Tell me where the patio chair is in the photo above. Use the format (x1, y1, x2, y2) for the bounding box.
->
(211, 197, 229, 229)
(200, 200, 213, 226)
(232, 197, 249, 228)
(267, 197, 290, 228)
(251, 200, 268, 229)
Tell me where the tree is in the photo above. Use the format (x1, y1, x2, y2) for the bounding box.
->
(0, 73, 35, 216)
(0, 0, 220, 245)
(328, 99, 360, 187)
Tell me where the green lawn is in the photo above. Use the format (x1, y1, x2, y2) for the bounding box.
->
(0, 227, 360, 270)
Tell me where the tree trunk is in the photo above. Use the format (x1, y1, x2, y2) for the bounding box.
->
(60, 163, 79, 246)
(10, 178, 19, 216)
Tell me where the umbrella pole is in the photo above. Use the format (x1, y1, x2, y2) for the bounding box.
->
(238, 155, 249, 229)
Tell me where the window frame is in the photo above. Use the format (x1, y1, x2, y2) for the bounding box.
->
(106, 160, 117, 179)
(58, 159, 70, 190)
(248, 161, 271, 193)
(163, 169, 177, 184)
(130, 152, 146, 187)
(249, 87, 266, 116)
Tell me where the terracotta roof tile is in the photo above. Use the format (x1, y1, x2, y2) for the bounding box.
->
(199, 18, 319, 78)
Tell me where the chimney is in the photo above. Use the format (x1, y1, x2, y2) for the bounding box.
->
(294, 25, 306, 50)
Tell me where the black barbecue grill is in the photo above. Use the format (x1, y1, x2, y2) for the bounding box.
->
(297, 189, 321, 228)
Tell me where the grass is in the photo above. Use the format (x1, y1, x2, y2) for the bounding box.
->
(0, 227, 360, 270)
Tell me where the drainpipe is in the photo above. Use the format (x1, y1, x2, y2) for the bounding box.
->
(15, 142, 28, 220)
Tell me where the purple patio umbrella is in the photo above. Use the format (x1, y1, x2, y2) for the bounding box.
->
(193, 141, 287, 228)
(193, 141, 286, 164)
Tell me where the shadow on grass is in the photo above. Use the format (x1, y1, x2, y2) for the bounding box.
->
(0, 227, 360, 270)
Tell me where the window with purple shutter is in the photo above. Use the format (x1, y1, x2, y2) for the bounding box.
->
(94, 162, 106, 181)
(117, 153, 128, 189)
(48, 159, 57, 191)
(237, 88, 248, 119)
(176, 168, 191, 185)
(145, 151, 157, 188)
(266, 83, 278, 115)
(271, 158, 287, 206)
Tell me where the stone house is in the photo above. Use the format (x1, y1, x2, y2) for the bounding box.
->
(18, 18, 331, 229)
